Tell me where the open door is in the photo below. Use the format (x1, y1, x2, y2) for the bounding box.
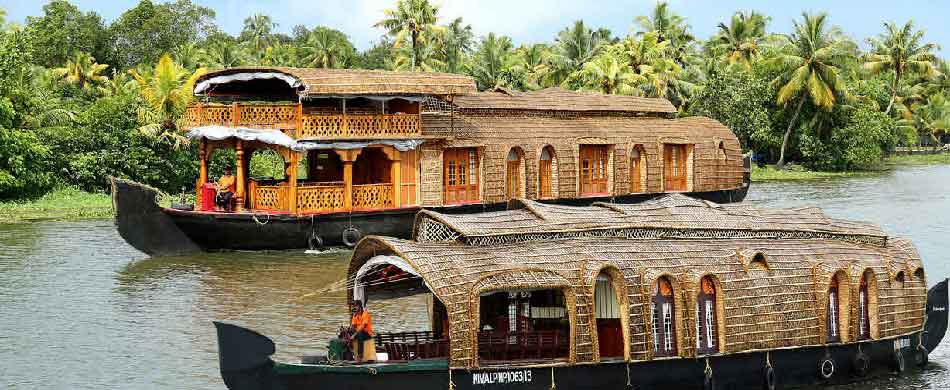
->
(595, 272, 624, 359)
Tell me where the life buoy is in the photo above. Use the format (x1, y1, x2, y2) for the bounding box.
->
(893, 350, 905, 373)
(915, 345, 928, 367)
(308, 232, 324, 251)
(342, 227, 362, 248)
(763, 365, 776, 390)
(853, 351, 871, 376)
(819, 358, 835, 379)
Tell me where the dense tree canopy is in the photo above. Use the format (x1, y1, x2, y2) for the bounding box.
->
(0, 0, 947, 200)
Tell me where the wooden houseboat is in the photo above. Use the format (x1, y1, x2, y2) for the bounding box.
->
(113, 67, 750, 254)
(214, 194, 948, 390)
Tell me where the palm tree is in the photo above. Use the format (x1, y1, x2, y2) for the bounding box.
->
(634, 1, 694, 66)
(767, 12, 854, 169)
(50, 52, 109, 92)
(375, 0, 441, 71)
(439, 17, 474, 73)
(262, 43, 299, 67)
(908, 94, 950, 148)
(129, 54, 207, 145)
(864, 21, 940, 114)
(98, 69, 136, 97)
(713, 11, 769, 69)
(468, 33, 515, 90)
(511, 44, 553, 90)
(577, 52, 642, 95)
(240, 13, 277, 55)
(173, 43, 207, 70)
(202, 41, 246, 69)
(550, 21, 611, 85)
(301, 29, 347, 68)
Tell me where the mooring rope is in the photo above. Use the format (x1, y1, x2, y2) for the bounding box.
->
(550, 366, 556, 390)
(252, 213, 271, 226)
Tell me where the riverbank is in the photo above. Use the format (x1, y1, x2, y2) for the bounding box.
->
(751, 153, 950, 182)
(0, 188, 112, 223)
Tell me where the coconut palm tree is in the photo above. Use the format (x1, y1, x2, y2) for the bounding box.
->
(439, 17, 474, 74)
(468, 33, 515, 90)
(129, 54, 207, 146)
(50, 52, 109, 92)
(511, 44, 554, 90)
(550, 21, 612, 85)
(864, 20, 940, 115)
(767, 12, 854, 169)
(908, 94, 950, 148)
(393, 42, 444, 72)
(577, 52, 642, 95)
(202, 40, 246, 69)
(713, 11, 770, 69)
(375, 0, 441, 71)
(262, 43, 299, 67)
(98, 69, 136, 97)
(172, 43, 207, 70)
(634, 1, 694, 66)
(240, 13, 277, 55)
(301, 29, 348, 68)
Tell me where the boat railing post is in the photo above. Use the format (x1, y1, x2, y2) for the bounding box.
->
(235, 140, 245, 211)
(289, 151, 299, 214)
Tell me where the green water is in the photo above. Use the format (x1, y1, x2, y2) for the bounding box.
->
(0, 164, 948, 389)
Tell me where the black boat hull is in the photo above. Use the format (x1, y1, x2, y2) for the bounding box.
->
(213, 280, 948, 390)
(113, 179, 749, 253)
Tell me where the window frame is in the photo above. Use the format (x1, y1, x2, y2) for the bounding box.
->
(443, 148, 480, 205)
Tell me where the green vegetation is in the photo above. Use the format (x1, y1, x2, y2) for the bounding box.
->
(0, 187, 111, 223)
(751, 165, 869, 182)
(0, 0, 948, 204)
(886, 153, 950, 165)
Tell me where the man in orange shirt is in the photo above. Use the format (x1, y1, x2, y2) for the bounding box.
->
(350, 300, 374, 362)
(214, 167, 237, 212)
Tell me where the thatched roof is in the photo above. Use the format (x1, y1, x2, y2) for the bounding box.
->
(451, 88, 677, 115)
(194, 67, 477, 96)
(413, 194, 887, 246)
(350, 195, 926, 368)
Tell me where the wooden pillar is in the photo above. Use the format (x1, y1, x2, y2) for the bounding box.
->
(198, 138, 208, 185)
(336, 149, 362, 212)
(288, 151, 299, 214)
(235, 140, 245, 211)
(295, 102, 303, 138)
(387, 148, 402, 208)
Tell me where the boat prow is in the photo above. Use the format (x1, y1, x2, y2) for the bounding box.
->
(924, 278, 949, 353)
(110, 177, 200, 256)
(213, 321, 278, 390)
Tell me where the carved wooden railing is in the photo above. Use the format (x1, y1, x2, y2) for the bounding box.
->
(182, 103, 421, 139)
(252, 185, 288, 211)
(296, 183, 346, 213)
(353, 183, 394, 209)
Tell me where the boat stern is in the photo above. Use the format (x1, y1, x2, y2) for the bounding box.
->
(924, 278, 949, 353)
(213, 321, 281, 390)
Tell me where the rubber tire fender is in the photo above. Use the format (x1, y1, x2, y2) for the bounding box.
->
(819, 358, 835, 380)
(852, 351, 871, 377)
(342, 227, 362, 248)
(893, 350, 906, 373)
(915, 345, 929, 367)
(763, 365, 776, 390)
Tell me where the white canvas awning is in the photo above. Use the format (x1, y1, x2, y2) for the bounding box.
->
(353, 255, 428, 304)
(194, 71, 301, 95)
(187, 126, 424, 152)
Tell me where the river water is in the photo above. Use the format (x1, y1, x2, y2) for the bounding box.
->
(1, 164, 948, 389)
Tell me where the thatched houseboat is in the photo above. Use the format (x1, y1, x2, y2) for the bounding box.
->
(113, 67, 748, 254)
(214, 195, 948, 390)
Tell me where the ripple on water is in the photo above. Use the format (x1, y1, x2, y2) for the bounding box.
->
(1, 165, 949, 389)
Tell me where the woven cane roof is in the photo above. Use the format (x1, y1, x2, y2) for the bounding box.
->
(194, 67, 477, 96)
(351, 232, 926, 368)
(451, 88, 677, 114)
(412, 194, 887, 246)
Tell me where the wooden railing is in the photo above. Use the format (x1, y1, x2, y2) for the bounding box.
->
(353, 183, 394, 209)
(296, 183, 346, 213)
(252, 185, 288, 211)
(182, 103, 421, 139)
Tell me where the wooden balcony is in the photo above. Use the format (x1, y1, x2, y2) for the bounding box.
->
(181, 103, 422, 140)
(249, 181, 395, 214)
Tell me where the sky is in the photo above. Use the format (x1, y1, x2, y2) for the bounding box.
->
(2, 0, 947, 55)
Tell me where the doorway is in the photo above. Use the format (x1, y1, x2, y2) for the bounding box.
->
(595, 271, 624, 359)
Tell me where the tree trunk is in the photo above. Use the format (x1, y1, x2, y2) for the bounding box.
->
(885, 71, 900, 115)
(776, 96, 806, 170)
(411, 32, 418, 71)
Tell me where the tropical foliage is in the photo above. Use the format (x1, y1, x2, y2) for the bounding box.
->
(0, 0, 947, 200)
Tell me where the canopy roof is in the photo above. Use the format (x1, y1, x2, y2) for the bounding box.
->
(194, 67, 477, 97)
(413, 194, 888, 247)
(451, 87, 677, 115)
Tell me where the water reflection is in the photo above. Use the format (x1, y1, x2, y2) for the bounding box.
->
(0, 165, 949, 389)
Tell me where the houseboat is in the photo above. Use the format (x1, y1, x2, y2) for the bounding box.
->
(214, 194, 947, 390)
(113, 67, 749, 254)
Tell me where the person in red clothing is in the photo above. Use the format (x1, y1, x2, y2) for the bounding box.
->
(350, 300, 374, 362)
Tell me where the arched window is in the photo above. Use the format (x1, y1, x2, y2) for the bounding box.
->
(538, 146, 556, 199)
(696, 276, 718, 355)
(506, 148, 523, 199)
(827, 274, 841, 342)
(716, 141, 727, 160)
(652, 277, 677, 357)
(895, 271, 906, 288)
(629, 145, 645, 193)
(914, 268, 925, 282)
(858, 271, 872, 340)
